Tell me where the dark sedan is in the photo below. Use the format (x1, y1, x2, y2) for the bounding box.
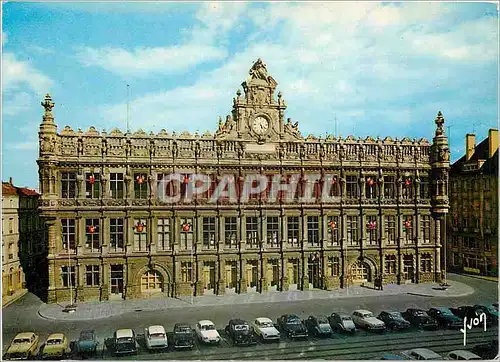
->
(377, 311, 411, 331)
(304, 315, 333, 337)
(172, 324, 195, 350)
(224, 319, 257, 346)
(328, 313, 356, 333)
(402, 309, 438, 330)
(451, 306, 481, 321)
(277, 314, 308, 339)
(473, 304, 498, 326)
(428, 307, 462, 329)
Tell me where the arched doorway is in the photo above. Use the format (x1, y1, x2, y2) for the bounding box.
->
(141, 270, 163, 295)
(351, 261, 371, 284)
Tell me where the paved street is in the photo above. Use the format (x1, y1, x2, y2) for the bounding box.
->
(2, 274, 498, 359)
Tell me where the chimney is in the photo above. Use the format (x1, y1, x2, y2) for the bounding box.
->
(466, 134, 475, 161)
(488, 129, 498, 158)
(9, 177, 13, 185)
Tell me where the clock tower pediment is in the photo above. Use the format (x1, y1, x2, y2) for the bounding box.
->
(215, 58, 303, 142)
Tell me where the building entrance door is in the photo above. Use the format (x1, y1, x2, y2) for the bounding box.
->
(246, 261, 258, 292)
(110, 264, 124, 299)
(225, 261, 237, 293)
(288, 259, 299, 290)
(308, 254, 321, 288)
(203, 262, 216, 294)
(351, 261, 371, 285)
(403, 255, 414, 283)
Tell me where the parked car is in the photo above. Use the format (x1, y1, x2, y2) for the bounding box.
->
(471, 339, 498, 359)
(377, 311, 411, 331)
(172, 323, 195, 349)
(5, 332, 40, 360)
(493, 303, 498, 311)
(402, 309, 438, 330)
(352, 309, 385, 332)
(450, 306, 481, 321)
(144, 325, 168, 351)
(277, 314, 308, 339)
(113, 329, 137, 355)
(380, 353, 409, 360)
(195, 320, 221, 344)
(428, 307, 462, 329)
(225, 319, 257, 346)
(473, 304, 499, 325)
(328, 313, 356, 333)
(252, 317, 280, 342)
(76, 330, 99, 356)
(401, 348, 443, 360)
(41, 333, 70, 359)
(304, 315, 333, 337)
(445, 350, 481, 360)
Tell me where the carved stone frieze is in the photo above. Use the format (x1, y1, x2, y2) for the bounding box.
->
(107, 138, 126, 157)
(132, 199, 149, 206)
(60, 136, 78, 156)
(60, 199, 77, 206)
(81, 199, 101, 206)
(106, 199, 127, 206)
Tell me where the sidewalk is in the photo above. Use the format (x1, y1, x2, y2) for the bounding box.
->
(37, 280, 474, 321)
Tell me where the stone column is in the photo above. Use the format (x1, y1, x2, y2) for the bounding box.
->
(101, 216, 108, 254)
(281, 258, 289, 291)
(239, 258, 247, 293)
(77, 262, 85, 302)
(261, 257, 268, 292)
(101, 260, 109, 301)
(125, 216, 133, 254)
(301, 255, 309, 290)
(76, 216, 84, 255)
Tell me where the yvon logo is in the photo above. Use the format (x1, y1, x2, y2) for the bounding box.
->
(460, 313, 487, 346)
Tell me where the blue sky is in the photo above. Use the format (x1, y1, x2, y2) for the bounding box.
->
(2, 2, 498, 189)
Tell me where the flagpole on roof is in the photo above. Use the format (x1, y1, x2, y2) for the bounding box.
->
(127, 84, 130, 134)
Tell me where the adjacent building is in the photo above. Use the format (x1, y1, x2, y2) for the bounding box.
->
(37, 59, 450, 304)
(2, 178, 48, 306)
(447, 129, 498, 277)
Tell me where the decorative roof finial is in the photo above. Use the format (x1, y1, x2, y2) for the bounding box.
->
(435, 111, 445, 136)
(41, 93, 55, 113)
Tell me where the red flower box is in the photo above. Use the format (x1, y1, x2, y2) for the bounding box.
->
(88, 175, 95, 184)
(136, 175, 144, 184)
(87, 225, 96, 233)
(182, 223, 191, 232)
(135, 223, 145, 233)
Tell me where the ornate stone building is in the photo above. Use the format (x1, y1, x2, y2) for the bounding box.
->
(447, 129, 498, 277)
(38, 59, 450, 304)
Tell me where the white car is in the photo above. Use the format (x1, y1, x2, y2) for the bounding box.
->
(401, 348, 443, 360)
(445, 350, 481, 360)
(351, 309, 385, 332)
(195, 320, 221, 344)
(144, 325, 168, 350)
(252, 317, 280, 341)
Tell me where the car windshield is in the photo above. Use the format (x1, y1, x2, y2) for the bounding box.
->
(46, 339, 62, 345)
(80, 331, 94, 341)
(287, 317, 301, 324)
(13, 338, 30, 344)
(342, 316, 352, 321)
(439, 309, 453, 316)
(201, 325, 215, 331)
(116, 337, 133, 343)
(176, 326, 191, 334)
(260, 321, 274, 328)
(390, 312, 403, 318)
(234, 324, 249, 331)
(150, 333, 165, 339)
(362, 312, 374, 318)
(317, 317, 329, 324)
(415, 311, 428, 317)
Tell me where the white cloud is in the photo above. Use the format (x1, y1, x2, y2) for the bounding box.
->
(5, 141, 38, 151)
(2, 53, 53, 94)
(76, 45, 227, 77)
(3, 92, 33, 116)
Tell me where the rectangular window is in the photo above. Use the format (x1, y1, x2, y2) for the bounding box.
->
(328, 257, 340, 276)
(181, 262, 193, 282)
(327, 216, 339, 246)
(110, 173, 124, 199)
(61, 172, 77, 198)
(384, 176, 396, 199)
(267, 216, 279, 247)
(365, 176, 378, 199)
(346, 176, 359, 198)
(402, 177, 414, 199)
(180, 217, 193, 250)
(85, 265, 100, 286)
(85, 218, 100, 251)
(347, 216, 359, 246)
(246, 216, 259, 248)
(385, 215, 396, 244)
(329, 176, 340, 197)
(307, 216, 319, 246)
(366, 215, 377, 245)
(420, 254, 432, 272)
(203, 217, 216, 248)
(157, 218, 171, 251)
(134, 173, 148, 199)
(61, 218, 76, 251)
(61, 266, 76, 287)
(110, 218, 124, 251)
(133, 218, 148, 251)
(421, 215, 431, 243)
(385, 255, 397, 274)
(419, 176, 429, 199)
(287, 216, 299, 247)
(403, 216, 413, 243)
(224, 216, 237, 248)
(85, 173, 101, 199)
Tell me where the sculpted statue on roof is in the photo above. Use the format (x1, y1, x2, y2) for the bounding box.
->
(249, 58, 269, 81)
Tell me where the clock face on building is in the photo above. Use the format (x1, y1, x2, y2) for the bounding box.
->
(252, 116, 269, 135)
